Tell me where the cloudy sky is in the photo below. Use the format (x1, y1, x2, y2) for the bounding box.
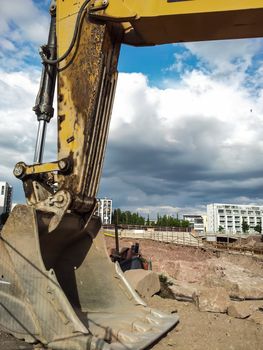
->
(1, 1, 263, 218)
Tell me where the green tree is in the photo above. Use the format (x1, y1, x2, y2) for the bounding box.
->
(146, 214, 150, 226)
(181, 220, 190, 228)
(218, 225, 224, 232)
(112, 208, 121, 224)
(155, 214, 189, 228)
(254, 224, 262, 234)
(242, 219, 249, 233)
(112, 208, 145, 225)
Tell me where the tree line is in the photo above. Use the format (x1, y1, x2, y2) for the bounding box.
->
(112, 208, 190, 227)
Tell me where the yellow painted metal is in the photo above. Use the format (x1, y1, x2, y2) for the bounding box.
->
(90, 0, 137, 21)
(90, 0, 263, 44)
(112, 0, 263, 17)
(56, 1, 79, 159)
(57, 0, 83, 21)
(56, 0, 121, 201)
(25, 162, 60, 175)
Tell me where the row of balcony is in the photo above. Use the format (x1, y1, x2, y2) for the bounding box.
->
(218, 209, 262, 215)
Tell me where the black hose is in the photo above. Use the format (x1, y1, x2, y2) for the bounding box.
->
(41, 0, 91, 65)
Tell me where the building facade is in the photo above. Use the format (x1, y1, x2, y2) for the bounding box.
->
(0, 181, 13, 216)
(207, 203, 263, 234)
(183, 214, 205, 235)
(96, 197, 112, 224)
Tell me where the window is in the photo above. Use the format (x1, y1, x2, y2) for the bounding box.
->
(1, 186, 4, 195)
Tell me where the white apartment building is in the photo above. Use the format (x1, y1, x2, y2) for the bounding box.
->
(183, 214, 205, 235)
(0, 181, 13, 216)
(96, 197, 112, 224)
(207, 203, 263, 234)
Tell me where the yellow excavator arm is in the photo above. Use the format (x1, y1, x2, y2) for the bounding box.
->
(91, 0, 263, 44)
(13, 0, 263, 231)
(1, 1, 263, 349)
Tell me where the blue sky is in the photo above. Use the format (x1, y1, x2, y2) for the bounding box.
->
(1, 0, 263, 217)
(119, 44, 200, 85)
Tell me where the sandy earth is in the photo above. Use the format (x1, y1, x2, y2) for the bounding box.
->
(1, 237, 263, 349)
(2, 301, 263, 350)
(148, 295, 263, 350)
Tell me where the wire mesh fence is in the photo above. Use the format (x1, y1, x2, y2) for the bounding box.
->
(102, 226, 263, 256)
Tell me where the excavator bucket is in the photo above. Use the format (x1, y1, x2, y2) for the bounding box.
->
(0, 205, 178, 350)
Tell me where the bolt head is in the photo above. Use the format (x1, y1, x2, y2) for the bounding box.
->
(56, 194, 64, 203)
(58, 159, 67, 170)
(14, 164, 24, 177)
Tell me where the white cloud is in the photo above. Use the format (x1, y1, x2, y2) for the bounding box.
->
(111, 70, 263, 172)
(101, 65, 263, 215)
(0, 0, 49, 44)
(185, 39, 262, 75)
(0, 38, 16, 51)
(1, 63, 263, 213)
(166, 39, 263, 89)
(0, 0, 49, 70)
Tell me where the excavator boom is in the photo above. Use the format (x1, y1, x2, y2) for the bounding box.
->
(1, 0, 263, 349)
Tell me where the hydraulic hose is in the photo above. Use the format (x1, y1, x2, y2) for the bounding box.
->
(40, 0, 91, 65)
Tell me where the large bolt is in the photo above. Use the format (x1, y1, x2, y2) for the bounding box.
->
(56, 194, 64, 203)
(58, 159, 67, 171)
(13, 163, 25, 178)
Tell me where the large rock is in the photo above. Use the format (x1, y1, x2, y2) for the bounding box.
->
(124, 269, 161, 298)
(194, 287, 230, 313)
(230, 281, 263, 300)
(248, 311, 263, 325)
(169, 281, 198, 302)
(227, 301, 260, 319)
(203, 258, 263, 301)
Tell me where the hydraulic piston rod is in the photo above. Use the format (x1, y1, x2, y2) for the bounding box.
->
(34, 120, 47, 164)
(33, 0, 57, 164)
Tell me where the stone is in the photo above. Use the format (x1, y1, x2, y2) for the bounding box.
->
(194, 287, 230, 313)
(227, 301, 259, 319)
(169, 282, 198, 302)
(248, 311, 263, 325)
(124, 269, 161, 298)
(203, 259, 263, 301)
(230, 282, 263, 300)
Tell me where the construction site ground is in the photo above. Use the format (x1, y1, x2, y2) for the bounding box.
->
(1, 236, 263, 350)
